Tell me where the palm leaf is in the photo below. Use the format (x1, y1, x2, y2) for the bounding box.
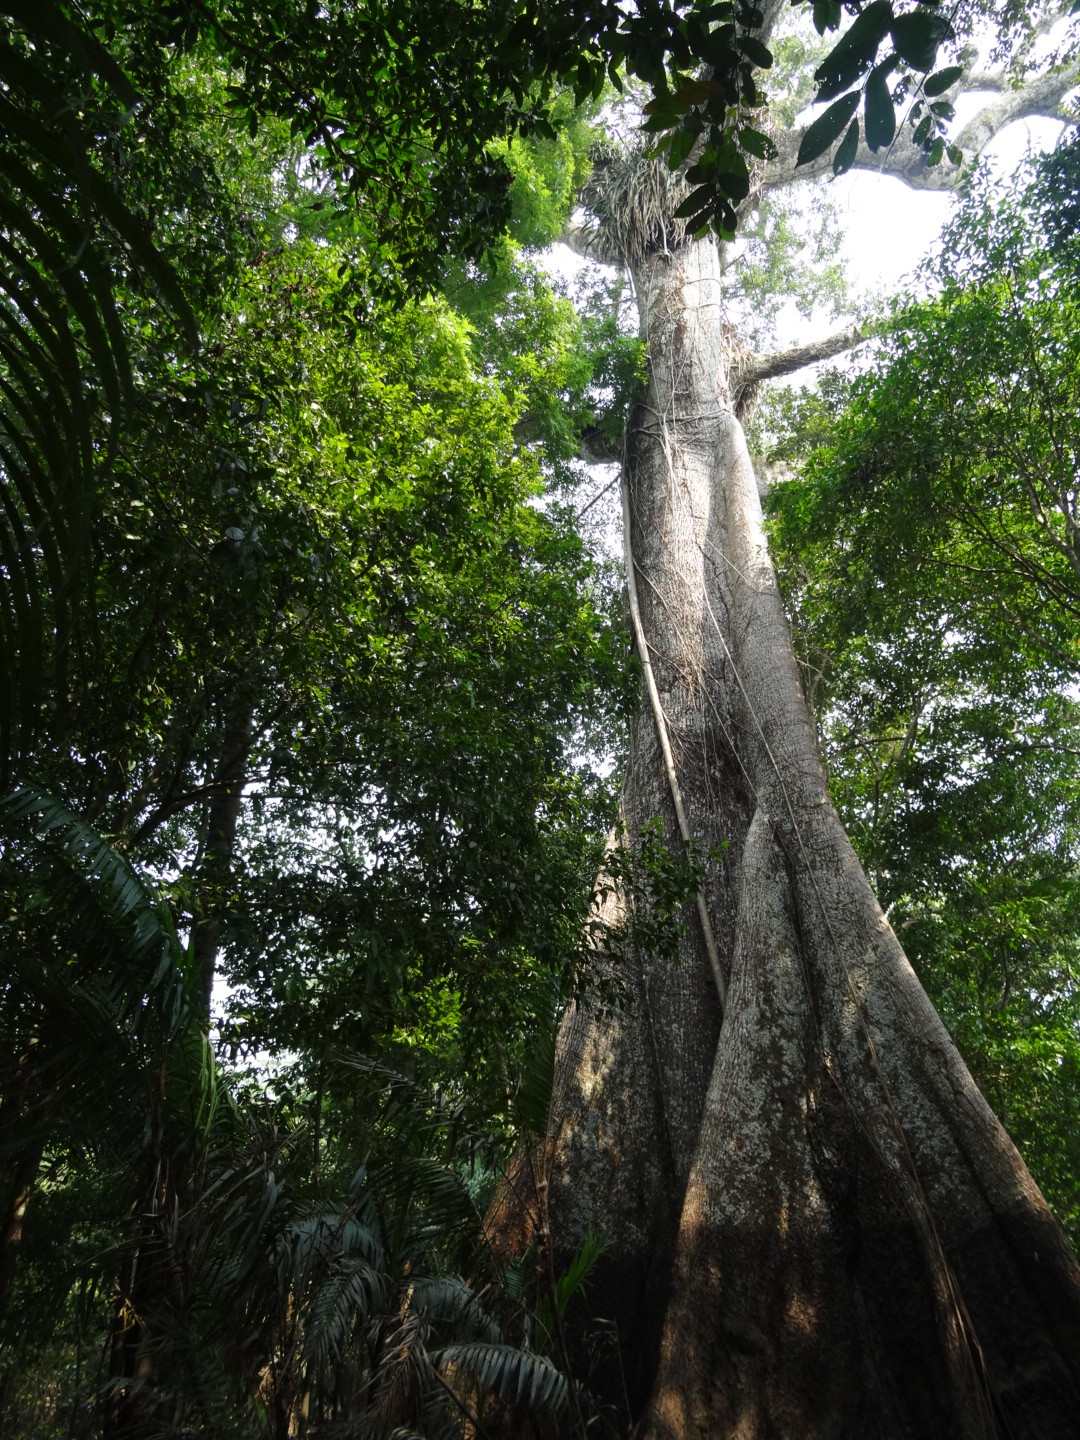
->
(552, 1228, 608, 1319)
(1, 788, 190, 1060)
(432, 1341, 574, 1416)
(409, 1275, 500, 1343)
(302, 1258, 389, 1372)
(512, 1019, 558, 1137)
(1, 785, 189, 1026)
(0, 2, 195, 781)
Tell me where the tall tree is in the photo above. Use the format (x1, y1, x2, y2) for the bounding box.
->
(491, 8, 1080, 1437)
(765, 142, 1080, 1249)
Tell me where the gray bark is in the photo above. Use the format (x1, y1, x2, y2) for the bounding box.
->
(733, 324, 865, 392)
(630, 238, 1080, 1440)
(493, 229, 1080, 1436)
(492, 31, 1080, 1421)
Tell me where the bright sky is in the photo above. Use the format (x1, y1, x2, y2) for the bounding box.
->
(749, 109, 1070, 356)
(539, 100, 1071, 561)
(815, 8, 1076, 305)
(831, 114, 1067, 299)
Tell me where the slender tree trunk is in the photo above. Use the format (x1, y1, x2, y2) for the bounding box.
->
(495, 232, 1080, 1435)
(0, 1029, 48, 1327)
(0, 1136, 44, 1322)
(192, 689, 254, 1014)
(104, 1057, 186, 1440)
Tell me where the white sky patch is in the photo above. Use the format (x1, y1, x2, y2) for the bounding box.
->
(831, 113, 1068, 298)
(531, 102, 1074, 587)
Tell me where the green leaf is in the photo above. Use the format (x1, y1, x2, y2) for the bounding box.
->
(889, 10, 953, 72)
(667, 125, 697, 170)
(738, 126, 778, 161)
(865, 61, 897, 152)
(797, 92, 860, 168)
(812, 0, 843, 35)
(553, 1229, 608, 1316)
(673, 183, 715, 219)
(833, 118, 860, 175)
(924, 64, 963, 96)
(4, 0, 139, 106)
(671, 78, 723, 107)
(738, 34, 773, 69)
(514, 1023, 557, 1135)
(718, 161, 751, 202)
(434, 1344, 573, 1415)
(642, 92, 681, 119)
(814, 0, 893, 100)
(927, 136, 945, 166)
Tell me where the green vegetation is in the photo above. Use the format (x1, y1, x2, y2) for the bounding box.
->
(766, 141, 1080, 1244)
(2, 0, 1079, 1433)
(0, 18, 635, 1434)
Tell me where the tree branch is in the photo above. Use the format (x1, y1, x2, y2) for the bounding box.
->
(513, 411, 623, 464)
(766, 65, 1078, 194)
(560, 220, 623, 267)
(578, 425, 623, 464)
(735, 323, 866, 391)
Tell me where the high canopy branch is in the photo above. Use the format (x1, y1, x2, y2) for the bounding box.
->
(767, 65, 1079, 192)
(734, 323, 866, 390)
(557, 321, 865, 459)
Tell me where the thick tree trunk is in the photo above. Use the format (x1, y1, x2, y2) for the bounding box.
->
(524, 241, 755, 1413)
(495, 232, 1080, 1435)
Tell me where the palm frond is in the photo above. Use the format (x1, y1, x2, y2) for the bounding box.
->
(303, 1259, 389, 1373)
(1, 784, 190, 1037)
(0, 2, 195, 780)
(580, 140, 695, 267)
(432, 1341, 574, 1416)
(552, 1228, 608, 1319)
(409, 1276, 500, 1344)
(372, 1152, 479, 1256)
